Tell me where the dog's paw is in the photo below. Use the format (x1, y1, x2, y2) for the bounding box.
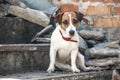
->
(72, 67, 80, 73)
(47, 67, 55, 73)
(82, 66, 98, 71)
(89, 66, 103, 71)
(82, 67, 91, 71)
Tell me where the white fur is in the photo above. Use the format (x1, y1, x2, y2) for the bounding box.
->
(47, 13, 90, 73)
(66, 13, 76, 36)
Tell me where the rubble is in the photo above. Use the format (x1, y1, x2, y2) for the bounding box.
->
(8, 6, 50, 27)
(86, 47, 120, 58)
(85, 40, 120, 58)
(4, 0, 27, 8)
(79, 30, 104, 41)
(94, 40, 120, 48)
(0, 0, 120, 75)
(79, 36, 88, 54)
(0, 5, 5, 17)
(31, 25, 52, 42)
(86, 57, 120, 68)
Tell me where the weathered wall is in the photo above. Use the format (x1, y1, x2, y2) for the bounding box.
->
(0, 0, 120, 74)
(0, 44, 50, 74)
(81, 0, 120, 41)
(0, 17, 43, 44)
(0, 5, 5, 17)
(1, 0, 120, 41)
(0, 18, 50, 74)
(82, 0, 120, 27)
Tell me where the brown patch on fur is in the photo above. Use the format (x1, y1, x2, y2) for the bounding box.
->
(82, 18, 89, 25)
(54, 11, 88, 29)
(61, 12, 80, 30)
(54, 13, 64, 24)
(114, 75, 119, 80)
(75, 12, 84, 22)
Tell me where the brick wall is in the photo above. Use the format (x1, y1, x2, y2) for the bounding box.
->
(50, 0, 120, 41)
(83, 0, 120, 27)
(51, 0, 120, 27)
(82, 0, 120, 27)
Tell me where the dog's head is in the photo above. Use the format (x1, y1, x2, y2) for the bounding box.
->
(54, 11, 87, 36)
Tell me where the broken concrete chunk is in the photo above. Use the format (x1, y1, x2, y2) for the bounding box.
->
(4, 0, 27, 8)
(85, 47, 120, 58)
(8, 6, 50, 27)
(79, 30, 104, 40)
(79, 35, 88, 54)
(21, 0, 53, 11)
(107, 40, 120, 49)
(86, 57, 120, 67)
(95, 40, 120, 49)
(0, 5, 5, 17)
(86, 40, 96, 48)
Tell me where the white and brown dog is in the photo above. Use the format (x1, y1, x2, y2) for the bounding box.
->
(47, 5, 90, 73)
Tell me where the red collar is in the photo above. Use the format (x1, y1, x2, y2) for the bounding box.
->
(59, 30, 78, 43)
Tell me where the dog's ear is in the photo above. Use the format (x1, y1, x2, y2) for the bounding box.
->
(75, 12, 84, 22)
(54, 13, 63, 24)
(75, 12, 89, 25)
(82, 18, 89, 25)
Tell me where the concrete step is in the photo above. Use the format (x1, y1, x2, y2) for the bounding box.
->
(0, 70, 112, 80)
(0, 44, 50, 74)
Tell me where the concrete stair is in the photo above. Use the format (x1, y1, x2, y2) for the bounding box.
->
(0, 70, 112, 80)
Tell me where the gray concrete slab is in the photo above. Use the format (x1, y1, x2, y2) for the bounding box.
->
(0, 70, 112, 80)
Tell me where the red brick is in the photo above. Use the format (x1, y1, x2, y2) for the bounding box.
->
(85, 6, 112, 16)
(104, 0, 120, 3)
(71, 0, 80, 2)
(83, 0, 108, 2)
(83, 0, 120, 3)
(94, 18, 120, 27)
(114, 0, 120, 3)
(60, 4, 79, 12)
(90, 0, 102, 2)
(82, 0, 89, 2)
(103, 0, 114, 2)
(103, 0, 120, 3)
(114, 6, 120, 15)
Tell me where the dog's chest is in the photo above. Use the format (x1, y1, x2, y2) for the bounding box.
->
(51, 25, 79, 59)
(56, 34, 78, 60)
(58, 42, 74, 53)
(57, 43, 76, 60)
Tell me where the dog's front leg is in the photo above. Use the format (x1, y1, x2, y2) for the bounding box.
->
(71, 50, 80, 73)
(47, 47, 57, 73)
(77, 53, 91, 71)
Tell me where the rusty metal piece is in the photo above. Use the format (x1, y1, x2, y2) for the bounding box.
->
(112, 69, 120, 80)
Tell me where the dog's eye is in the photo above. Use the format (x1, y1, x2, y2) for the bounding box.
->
(63, 20, 68, 25)
(73, 19, 78, 24)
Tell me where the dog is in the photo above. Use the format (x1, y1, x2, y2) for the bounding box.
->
(47, 9, 90, 73)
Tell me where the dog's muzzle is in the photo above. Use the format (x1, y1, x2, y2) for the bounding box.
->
(69, 30, 75, 36)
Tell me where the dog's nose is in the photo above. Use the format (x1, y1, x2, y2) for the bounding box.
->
(69, 30, 75, 36)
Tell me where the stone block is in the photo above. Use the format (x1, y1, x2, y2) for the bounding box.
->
(0, 44, 50, 74)
(0, 17, 43, 44)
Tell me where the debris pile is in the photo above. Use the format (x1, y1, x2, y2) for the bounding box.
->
(0, 0, 50, 27)
(0, 0, 120, 71)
